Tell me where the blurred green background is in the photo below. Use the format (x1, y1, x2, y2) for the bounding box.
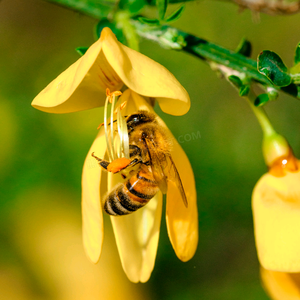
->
(1, 0, 300, 299)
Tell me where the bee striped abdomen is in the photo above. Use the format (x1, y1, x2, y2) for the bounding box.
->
(104, 170, 159, 216)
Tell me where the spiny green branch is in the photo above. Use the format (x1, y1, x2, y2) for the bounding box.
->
(44, 0, 300, 106)
(131, 20, 300, 103)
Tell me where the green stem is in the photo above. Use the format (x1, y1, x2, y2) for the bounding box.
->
(43, 0, 299, 100)
(246, 91, 290, 166)
(43, 0, 299, 99)
(45, 0, 118, 19)
(246, 91, 276, 138)
(130, 20, 298, 100)
(115, 11, 140, 51)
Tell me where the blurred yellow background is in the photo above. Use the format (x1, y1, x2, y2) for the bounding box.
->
(1, 0, 299, 299)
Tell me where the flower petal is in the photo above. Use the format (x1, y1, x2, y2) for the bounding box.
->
(82, 127, 107, 263)
(121, 90, 198, 261)
(252, 165, 300, 272)
(113, 89, 155, 118)
(32, 27, 190, 116)
(101, 28, 190, 116)
(109, 187, 163, 283)
(163, 125, 198, 261)
(260, 266, 300, 300)
(32, 29, 123, 113)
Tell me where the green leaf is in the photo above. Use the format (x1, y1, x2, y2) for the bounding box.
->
(228, 76, 249, 96)
(257, 50, 292, 87)
(254, 94, 269, 107)
(165, 5, 185, 23)
(147, 0, 194, 4)
(115, 12, 140, 50)
(76, 47, 88, 56)
(239, 85, 250, 97)
(138, 17, 161, 26)
(228, 75, 243, 89)
(235, 37, 252, 57)
(119, 0, 146, 13)
(157, 0, 168, 20)
(294, 42, 300, 64)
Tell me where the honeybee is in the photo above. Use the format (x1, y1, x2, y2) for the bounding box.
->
(92, 110, 187, 216)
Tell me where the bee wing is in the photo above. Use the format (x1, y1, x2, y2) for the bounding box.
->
(143, 137, 188, 207)
(143, 137, 168, 194)
(165, 154, 188, 208)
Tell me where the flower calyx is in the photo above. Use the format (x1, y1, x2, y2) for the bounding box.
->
(263, 133, 290, 167)
(269, 149, 299, 177)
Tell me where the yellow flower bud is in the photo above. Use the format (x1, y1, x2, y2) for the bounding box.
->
(253, 152, 300, 272)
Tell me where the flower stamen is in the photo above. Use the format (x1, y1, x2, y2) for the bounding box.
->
(104, 91, 114, 161)
(117, 104, 130, 159)
(103, 89, 129, 161)
(119, 101, 127, 111)
(97, 122, 104, 130)
(110, 93, 116, 160)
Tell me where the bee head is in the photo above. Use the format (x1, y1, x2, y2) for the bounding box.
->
(126, 111, 156, 133)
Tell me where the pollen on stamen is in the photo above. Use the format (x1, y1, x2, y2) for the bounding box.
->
(97, 122, 104, 130)
(119, 101, 127, 110)
(106, 88, 122, 103)
(114, 101, 127, 114)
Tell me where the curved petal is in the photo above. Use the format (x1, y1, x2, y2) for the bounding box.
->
(32, 30, 123, 113)
(101, 28, 190, 116)
(120, 90, 197, 261)
(110, 184, 163, 283)
(252, 165, 300, 272)
(161, 122, 198, 261)
(32, 27, 190, 115)
(260, 266, 300, 300)
(82, 127, 107, 263)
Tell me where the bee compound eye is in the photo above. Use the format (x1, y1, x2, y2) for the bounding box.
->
(127, 114, 139, 123)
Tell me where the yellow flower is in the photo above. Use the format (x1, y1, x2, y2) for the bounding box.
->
(260, 266, 300, 300)
(32, 27, 198, 282)
(252, 150, 300, 273)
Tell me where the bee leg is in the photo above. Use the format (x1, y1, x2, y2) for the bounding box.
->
(114, 158, 142, 173)
(91, 152, 110, 170)
(126, 157, 142, 168)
